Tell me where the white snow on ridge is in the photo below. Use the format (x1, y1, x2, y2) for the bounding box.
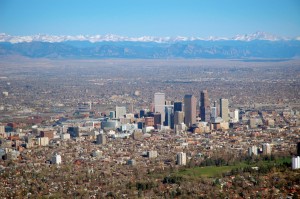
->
(232, 31, 289, 41)
(0, 32, 295, 43)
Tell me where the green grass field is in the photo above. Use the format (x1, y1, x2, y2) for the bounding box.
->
(177, 163, 245, 178)
(176, 157, 291, 178)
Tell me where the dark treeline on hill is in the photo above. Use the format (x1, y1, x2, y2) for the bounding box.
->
(0, 40, 300, 59)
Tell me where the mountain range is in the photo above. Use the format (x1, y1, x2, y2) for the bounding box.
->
(0, 32, 300, 59)
(1, 31, 298, 43)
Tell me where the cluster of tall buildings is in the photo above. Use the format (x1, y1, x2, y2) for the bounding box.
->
(152, 90, 231, 130)
(153, 92, 185, 130)
(97, 90, 242, 135)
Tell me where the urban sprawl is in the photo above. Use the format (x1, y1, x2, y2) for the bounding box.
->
(0, 59, 299, 198)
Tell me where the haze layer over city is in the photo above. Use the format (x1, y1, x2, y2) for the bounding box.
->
(0, 0, 300, 198)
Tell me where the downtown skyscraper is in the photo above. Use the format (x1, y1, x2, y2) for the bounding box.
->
(115, 106, 126, 119)
(154, 92, 165, 124)
(184, 95, 196, 127)
(164, 105, 174, 129)
(220, 98, 229, 122)
(200, 90, 210, 122)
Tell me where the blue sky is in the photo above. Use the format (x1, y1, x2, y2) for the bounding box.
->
(0, 0, 299, 37)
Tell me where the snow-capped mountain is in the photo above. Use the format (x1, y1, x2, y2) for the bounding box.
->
(0, 32, 295, 43)
(0, 31, 299, 59)
(232, 31, 289, 41)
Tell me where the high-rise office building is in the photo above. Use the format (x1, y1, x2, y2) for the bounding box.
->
(116, 106, 126, 119)
(184, 95, 196, 127)
(200, 90, 210, 122)
(154, 93, 165, 124)
(164, 105, 174, 128)
(174, 101, 183, 112)
(51, 153, 62, 165)
(153, 113, 161, 129)
(176, 152, 187, 165)
(262, 143, 271, 155)
(220, 98, 229, 122)
(248, 146, 258, 156)
(232, 109, 239, 123)
(292, 156, 300, 170)
(292, 142, 300, 170)
(174, 111, 184, 125)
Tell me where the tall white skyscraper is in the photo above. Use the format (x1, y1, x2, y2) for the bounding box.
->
(154, 92, 165, 124)
(248, 146, 258, 156)
(262, 143, 272, 155)
(116, 106, 126, 119)
(220, 98, 229, 122)
(233, 109, 239, 123)
(51, 153, 62, 165)
(176, 152, 187, 165)
(292, 156, 300, 170)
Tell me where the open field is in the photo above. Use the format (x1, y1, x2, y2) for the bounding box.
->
(176, 157, 292, 178)
(178, 164, 245, 178)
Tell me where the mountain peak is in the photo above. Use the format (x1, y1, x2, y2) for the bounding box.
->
(232, 31, 288, 41)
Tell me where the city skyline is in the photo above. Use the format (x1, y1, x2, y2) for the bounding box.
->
(1, 0, 300, 37)
(0, 56, 299, 197)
